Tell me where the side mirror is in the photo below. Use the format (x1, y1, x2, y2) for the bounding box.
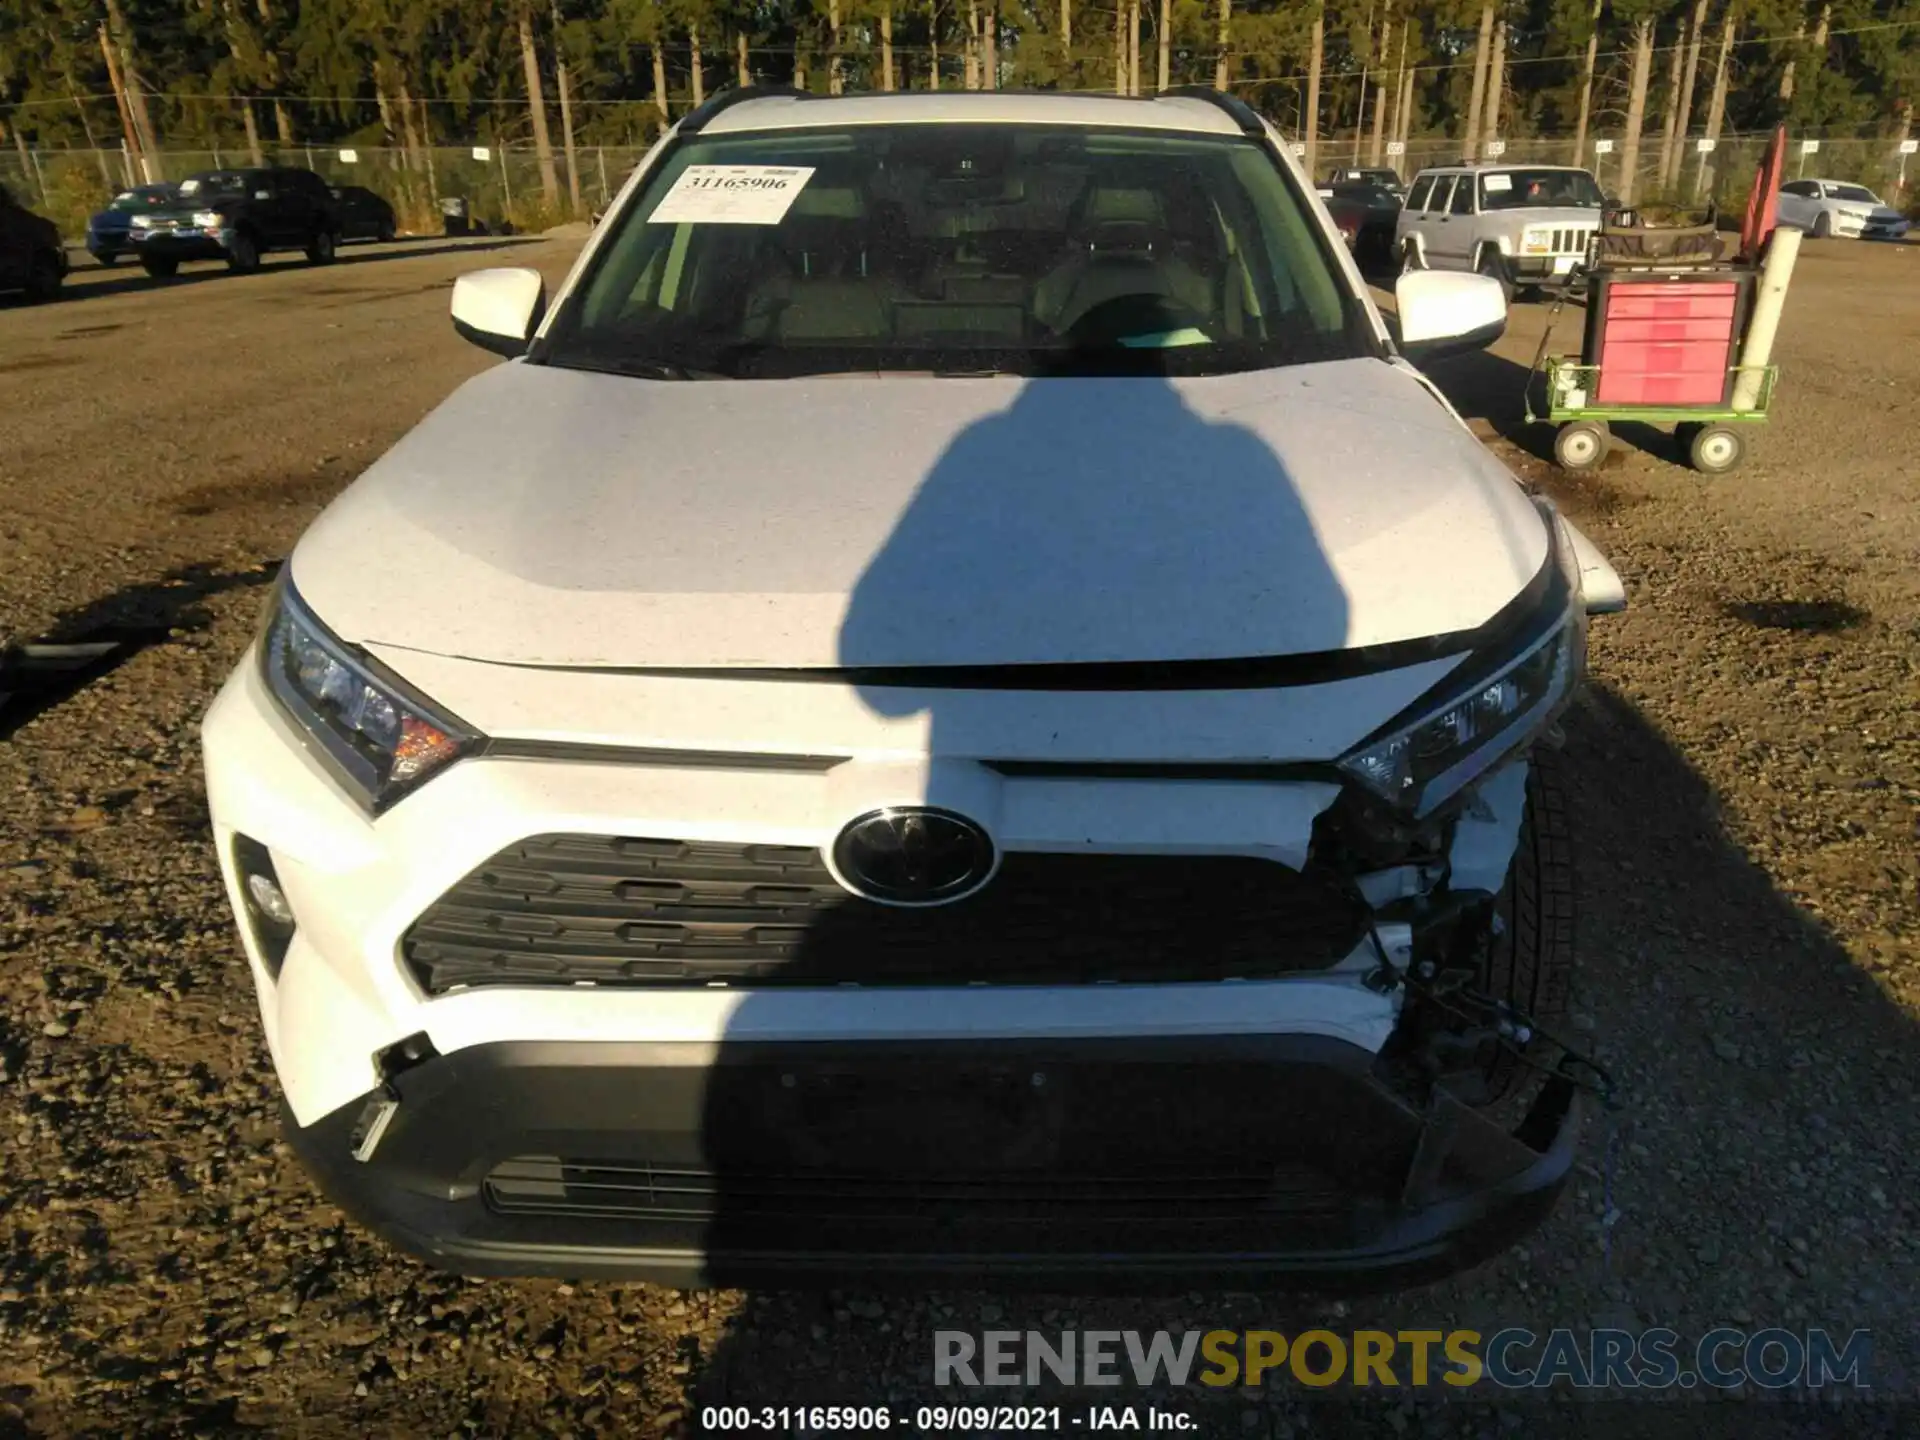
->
(1603, 194, 1622, 209)
(1393, 269, 1507, 365)
(451, 267, 546, 358)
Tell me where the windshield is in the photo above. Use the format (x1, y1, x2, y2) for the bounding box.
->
(1828, 184, 1880, 205)
(1478, 169, 1604, 211)
(542, 123, 1370, 380)
(1332, 183, 1399, 207)
(178, 173, 252, 199)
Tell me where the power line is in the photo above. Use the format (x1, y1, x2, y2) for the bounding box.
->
(6, 18, 1916, 112)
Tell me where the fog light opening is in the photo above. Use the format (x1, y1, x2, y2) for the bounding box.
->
(246, 872, 295, 927)
(232, 834, 296, 979)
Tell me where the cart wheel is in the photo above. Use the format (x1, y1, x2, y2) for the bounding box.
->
(1554, 420, 1609, 472)
(1688, 424, 1745, 475)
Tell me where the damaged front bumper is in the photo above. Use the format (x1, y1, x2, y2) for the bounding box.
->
(285, 1032, 1584, 1291)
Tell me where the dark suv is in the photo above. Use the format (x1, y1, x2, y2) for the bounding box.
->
(129, 167, 340, 277)
(0, 182, 67, 302)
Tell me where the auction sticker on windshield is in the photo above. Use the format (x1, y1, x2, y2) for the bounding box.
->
(648, 165, 816, 225)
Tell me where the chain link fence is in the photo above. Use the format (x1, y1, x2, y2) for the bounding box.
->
(5, 127, 1913, 245)
(0, 144, 654, 242)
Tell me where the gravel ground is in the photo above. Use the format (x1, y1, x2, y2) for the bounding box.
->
(0, 236, 1915, 1438)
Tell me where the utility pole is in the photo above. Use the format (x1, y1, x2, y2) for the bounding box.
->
(1304, 8, 1323, 174)
(1483, 15, 1506, 158)
(1463, 4, 1493, 163)
(1571, 0, 1601, 168)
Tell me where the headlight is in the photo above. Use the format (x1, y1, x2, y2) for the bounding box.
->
(192, 210, 223, 228)
(258, 582, 477, 813)
(131, 214, 154, 227)
(1338, 516, 1585, 817)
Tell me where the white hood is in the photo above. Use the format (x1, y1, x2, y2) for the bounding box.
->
(291, 357, 1549, 670)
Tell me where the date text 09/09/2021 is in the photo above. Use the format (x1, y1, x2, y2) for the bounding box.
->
(701, 1406, 1194, 1432)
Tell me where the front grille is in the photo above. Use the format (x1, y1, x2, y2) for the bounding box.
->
(485, 1156, 1355, 1224)
(1530, 227, 1594, 256)
(402, 834, 1368, 993)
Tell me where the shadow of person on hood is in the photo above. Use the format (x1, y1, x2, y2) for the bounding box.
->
(689, 367, 1355, 1286)
(834, 371, 1350, 686)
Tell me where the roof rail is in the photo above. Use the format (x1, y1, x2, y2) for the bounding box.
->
(1159, 84, 1267, 136)
(677, 85, 815, 136)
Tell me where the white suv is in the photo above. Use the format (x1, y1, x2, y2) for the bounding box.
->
(203, 87, 1625, 1290)
(1398, 163, 1606, 297)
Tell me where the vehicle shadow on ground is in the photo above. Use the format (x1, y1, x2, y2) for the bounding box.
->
(55, 237, 542, 303)
(670, 371, 1915, 1434)
(0, 560, 278, 741)
(1420, 341, 1689, 471)
(674, 672, 1917, 1436)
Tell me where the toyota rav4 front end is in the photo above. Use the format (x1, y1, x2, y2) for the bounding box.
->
(203, 88, 1624, 1290)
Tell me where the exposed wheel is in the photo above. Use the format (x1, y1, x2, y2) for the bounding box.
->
(226, 230, 261, 273)
(1811, 211, 1833, 240)
(1480, 755, 1576, 1099)
(1475, 246, 1514, 302)
(1398, 239, 1425, 275)
(141, 255, 179, 279)
(376, 219, 397, 243)
(1553, 420, 1608, 472)
(305, 228, 338, 265)
(23, 252, 64, 303)
(1688, 423, 1745, 475)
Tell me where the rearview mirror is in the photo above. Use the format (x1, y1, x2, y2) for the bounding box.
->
(451, 267, 546, 358)
(1393, 269, 1507, 365)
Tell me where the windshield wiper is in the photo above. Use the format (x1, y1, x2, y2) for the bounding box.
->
(545, 354, 721, 382)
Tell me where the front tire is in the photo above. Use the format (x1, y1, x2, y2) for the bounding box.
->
(376, 219, 397, 244)
(1554, 420, 1609, 472)
(226, 230, 261, 273)
(1687, 423, 1746, 475)
(1475, 246, 1514, 303)
(1481, 756, 1576, 1098)
(305, 228, 338, 265)
(1398, 239, 1425, 276)
(1811, 211, 1833, 240)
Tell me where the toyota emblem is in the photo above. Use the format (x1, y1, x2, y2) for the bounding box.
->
(830, 807, 997, 907)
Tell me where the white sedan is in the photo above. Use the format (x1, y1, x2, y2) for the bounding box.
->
(1777, 179, 1911, 241)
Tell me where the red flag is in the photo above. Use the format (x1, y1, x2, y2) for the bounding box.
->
(1740, 124, 1787, 264)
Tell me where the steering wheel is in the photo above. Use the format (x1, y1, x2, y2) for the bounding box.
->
(1061, 291, 1209, 349)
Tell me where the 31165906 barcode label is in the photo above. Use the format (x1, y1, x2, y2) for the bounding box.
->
(648, 165, 818, 225)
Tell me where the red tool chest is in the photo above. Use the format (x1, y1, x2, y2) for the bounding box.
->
(1581, 269, 1753, 408)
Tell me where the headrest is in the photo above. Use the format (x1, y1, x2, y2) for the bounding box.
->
(789, 186, 866, 219)
(1081, 188, 1162, 226)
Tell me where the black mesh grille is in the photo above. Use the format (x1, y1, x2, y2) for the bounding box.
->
(401, 834, 1368, 993)
(485, 1156, 1355, 1224)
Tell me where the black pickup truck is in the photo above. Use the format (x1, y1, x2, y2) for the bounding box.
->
(129, 166, 341, 277)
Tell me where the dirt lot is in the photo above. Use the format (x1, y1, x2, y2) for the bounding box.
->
(0, 236, 1916, 1438)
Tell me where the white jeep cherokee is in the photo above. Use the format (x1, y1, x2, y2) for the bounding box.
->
(203, 87, 1625, 1290)
(1397, 163, 1606, 298)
